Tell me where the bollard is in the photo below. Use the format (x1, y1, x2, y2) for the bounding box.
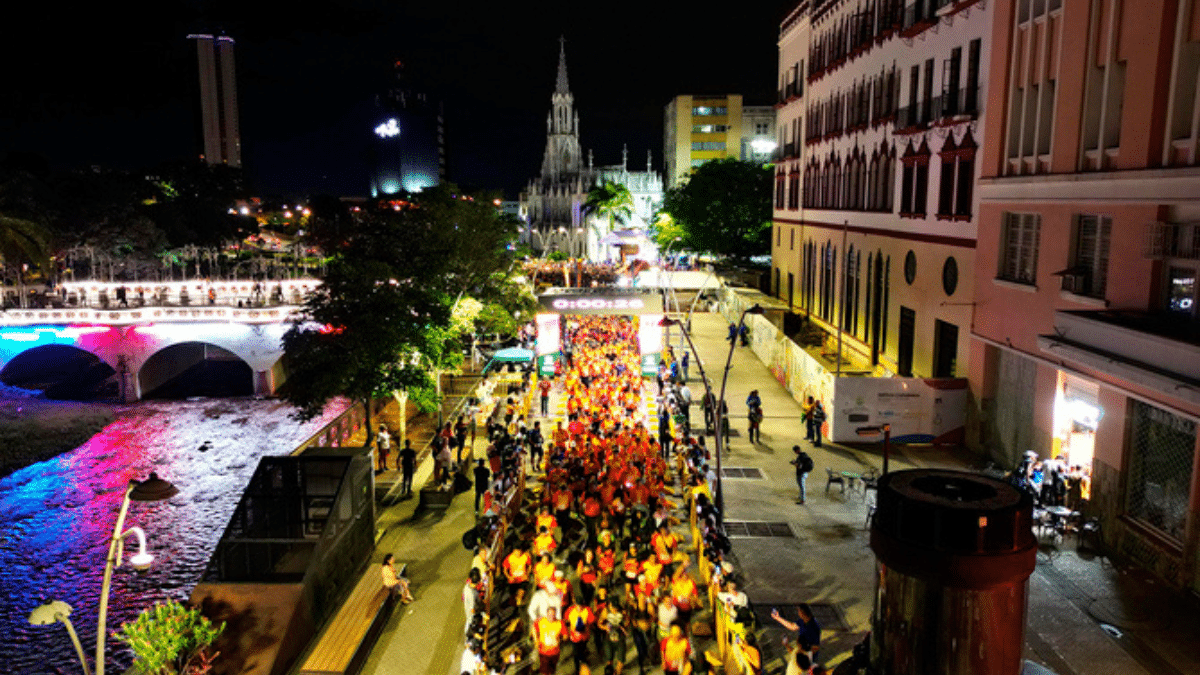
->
(869, 469, 1037, 675)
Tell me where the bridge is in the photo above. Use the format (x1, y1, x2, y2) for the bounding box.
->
(0, 280, 319, 401)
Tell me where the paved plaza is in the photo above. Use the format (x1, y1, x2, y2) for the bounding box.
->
(330, 311, 1200, 675)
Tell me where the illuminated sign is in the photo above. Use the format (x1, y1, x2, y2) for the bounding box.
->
(537, 292, 663, 315)
(374, 119, 400, 138)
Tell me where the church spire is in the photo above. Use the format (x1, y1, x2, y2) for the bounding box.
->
(556, 36, 570, 94)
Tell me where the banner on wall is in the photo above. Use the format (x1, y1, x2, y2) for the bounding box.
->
(830, 377, 968, 444)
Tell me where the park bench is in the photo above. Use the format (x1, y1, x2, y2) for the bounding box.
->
(299, 562, 405, 675)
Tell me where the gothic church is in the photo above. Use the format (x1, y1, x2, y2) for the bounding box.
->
(520, 40, 663, 261)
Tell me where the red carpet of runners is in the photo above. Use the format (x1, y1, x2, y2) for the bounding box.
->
(462, 316, 735, 675)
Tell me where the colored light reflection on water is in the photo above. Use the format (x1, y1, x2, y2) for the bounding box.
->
(0, 398, 348, 675)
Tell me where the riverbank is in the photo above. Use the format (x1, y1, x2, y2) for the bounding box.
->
(0, 395, 116, 477)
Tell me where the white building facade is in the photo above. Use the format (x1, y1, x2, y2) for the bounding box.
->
(772, 0, 992, 382)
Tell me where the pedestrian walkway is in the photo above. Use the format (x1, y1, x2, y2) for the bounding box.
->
(677, 310, 1200, 675)
(336, 308, 1199, 675)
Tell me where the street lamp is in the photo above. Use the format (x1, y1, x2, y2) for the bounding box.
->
(95, 473, 178, 675)
(713, 304, 764, 521)
(29, 600, 90, 675)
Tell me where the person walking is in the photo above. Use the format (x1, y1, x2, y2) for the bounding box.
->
(473, 459, 491, 513)
(375, 424, 391, 472)
(811, 401, 826, 448)
(680, 351, 690, 382)
(539, 377, 553, 416)
(747, 390, 763, 444)
(790, 445, 814, 504)
(398, 439, 416, 496)
(535, 605, 566, 675)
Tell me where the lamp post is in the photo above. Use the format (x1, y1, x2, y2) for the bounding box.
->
(95, 473, 178, 675)
(713, 303, 764, 521)
(29, 600, 90, 675)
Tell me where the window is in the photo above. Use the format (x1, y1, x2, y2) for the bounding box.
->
(755, 122, 771, 134)
(965, 39, 981, 114)
(690, 159, 708, 168)
(693, 124, 729, 133)
(943, 47, 962, 117)
(693, 106, 728, 116)
(776, 226, 782, 247)
(999, 212, 1041, 285)
(922, 59, 934, 124)
(1065, 215, 1111, 297)
(1166, 265, 1198, 316)
(904, 155, 929, 217)
(790, 228, 795, 251)
(907, 64, 920, 125)
(1125, 399, 1196, 542)
(937, 130, 977, 219)
(691, 142, 726, 151)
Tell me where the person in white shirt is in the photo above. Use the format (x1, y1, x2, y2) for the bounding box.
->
(717, 578, 749, 613)
(527, 580, 564, 627)
(463, 568, 481, 635)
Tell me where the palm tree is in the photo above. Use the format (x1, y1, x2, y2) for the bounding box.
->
(0, 214, 50, 269)
(582, 181, 634, 261)
(0, 213, 50, 308)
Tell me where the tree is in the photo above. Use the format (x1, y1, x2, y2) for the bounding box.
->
(660, 158, 772, 260)
(583, 181, 635, 259)
(583, 180, 635, 229)
(279, 184, 515, 446)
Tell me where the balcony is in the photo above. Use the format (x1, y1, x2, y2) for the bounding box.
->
(1038, 310, 1200, 406)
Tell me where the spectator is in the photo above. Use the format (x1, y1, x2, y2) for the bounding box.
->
(791, 445, 814, 504)
(398, 440, 416, 497)
(772, 603, 821, 662)
(375, 424, 391, 472)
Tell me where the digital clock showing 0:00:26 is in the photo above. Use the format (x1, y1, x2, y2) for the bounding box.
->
(551, 298, 646, 310)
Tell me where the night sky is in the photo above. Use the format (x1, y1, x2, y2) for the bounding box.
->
(3, 1, 797, 199)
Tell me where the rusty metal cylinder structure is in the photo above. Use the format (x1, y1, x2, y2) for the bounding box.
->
(869, 469, 1037, 675)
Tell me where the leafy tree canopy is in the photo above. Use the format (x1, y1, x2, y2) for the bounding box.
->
(660, 158, 772, 260)
(280, 184, 516, 422)
(583, 181, 634, 227)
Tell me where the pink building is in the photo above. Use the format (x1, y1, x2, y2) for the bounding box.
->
(973, 0, 1200, 591)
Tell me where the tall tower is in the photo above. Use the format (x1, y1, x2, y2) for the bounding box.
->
(540, 37, 582, 178)
(188, 33, 242, 167)
(369, 60, 445, 197)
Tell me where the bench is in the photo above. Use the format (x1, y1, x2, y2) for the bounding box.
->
(299, 562, 405, 675)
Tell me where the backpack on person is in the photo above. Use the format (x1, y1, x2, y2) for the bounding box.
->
(797, 452, 814, 473)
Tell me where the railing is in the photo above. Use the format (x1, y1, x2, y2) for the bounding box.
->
(293, 400, 377, 455)
(1, 278, 320, 311)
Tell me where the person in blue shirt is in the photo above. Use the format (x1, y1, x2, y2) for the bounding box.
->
(772, 603, 821, 662)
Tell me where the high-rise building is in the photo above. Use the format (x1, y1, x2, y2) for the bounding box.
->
(369, 60, 445, 197)
(971, 0, 1200, 591)
(188, 33, 241, 168)
(663, 95, 776, 187)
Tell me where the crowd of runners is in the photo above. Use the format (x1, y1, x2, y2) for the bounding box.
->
(456, 315, 824, 675)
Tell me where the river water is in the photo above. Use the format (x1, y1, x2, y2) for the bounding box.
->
(0, 398, 349, 675)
